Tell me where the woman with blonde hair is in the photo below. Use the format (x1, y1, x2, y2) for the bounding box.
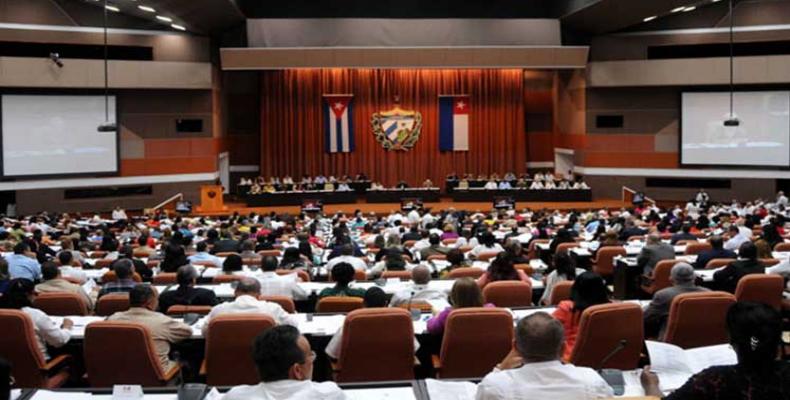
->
(426, 278, 494, 336)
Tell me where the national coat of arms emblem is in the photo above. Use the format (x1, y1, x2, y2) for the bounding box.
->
(371, 106, 422, 151)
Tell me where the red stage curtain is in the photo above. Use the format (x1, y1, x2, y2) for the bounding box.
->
(260, 69, 526, 187)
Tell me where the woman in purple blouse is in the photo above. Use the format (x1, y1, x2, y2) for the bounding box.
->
(426, 277, 494, 336)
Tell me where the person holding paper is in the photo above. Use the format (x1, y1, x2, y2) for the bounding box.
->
(641, 302, 790, 399)
(642, 263, 709, 339)
(476, 312, 613, 399)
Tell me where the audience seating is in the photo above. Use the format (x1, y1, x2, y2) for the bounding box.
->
(774, 242, 790, 252)
(555, 242, 578, 254)
(0, 310, 72, 388)
(735, 274, 784, 310)
(212, 275, 242, 283)
(593, 246, 627, 277)
(482, 281, 532, 307)
(640, 260, 676, 296)
(396, 303, 433, 313)
(202, 314, 276, 386)
(447, 267, 485, 279)
(215, 252, 239, 257)
(663, 291, 736, 349)
(684, 242, 711, 256)
(570, 303, 643, 370)
(759, 258, 781, 266)
(152, 273, 177, 285)
(84, 321, 179, 386)
(333, 308, 415, 382)
(95, 293, 130, 316)
(165, 305, 213, 316)
(101, 271, 143, 283)
(257, 250, 282, 257)
(259, 295, 296, 313)
(426, 255, 447, 262)
(705, 258, 737, 269)
(547, 281, 573, 305)
(94, 259, 114, 268)
(527, 239, 549, 260)
(674, 240, 697, 246)
(475, 252, 500, 262)
(275, 269, 311, 282)
(440, 238, 457, 246)
(33, 292, 89, 316)
(329, 269, 367, 282)
(316, 297, 365, 313)
(432, 308, 513, 378)
(381, 270, 413, 280)
(514, 263, 534, 275)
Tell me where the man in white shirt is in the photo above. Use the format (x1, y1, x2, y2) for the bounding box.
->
(529, 180, 545, 190)
(777, 191, 788, 208)
(325, 244, 368, 272)
(188, 242, 223, 268)
(202, 278, 297, 335)
(723, 224, 752, 252)
(484, 180, 498, 190)
(476, 312, 613, 400)
(255, 256, 308, 300)
(222, 325, 347, 400)
(389, 265, 447, 307)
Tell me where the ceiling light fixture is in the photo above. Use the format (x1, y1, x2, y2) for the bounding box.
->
(156, 15, 172, 22)
(683, 6, 697, 11)
(671, 6, 685, 12)
(137, 5, 155, 12)
(643, 16, 657, 22)
(171, 24, 186, 31)
(105, 5, 119, 12)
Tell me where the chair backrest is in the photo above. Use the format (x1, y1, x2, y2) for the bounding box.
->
(84, 321, 169, 386)
(644, 260, 676, 295)
(426, 254, 447, 262)
(684, 242, 712, 255)
(328, 269, 367, 282)
(527, 239, 550, 260)
(316, 296, 364, 313)
(674, 239, 697, 246)
(403, 240, 417, 248)
(275, 269, 310, 282)
(773, 242, 790, 252)
(735, 274, 784, 310)
(0, 310, 48, 387)
(259, 295, 296, 313)
(514, 263, 534, 276)
(95, 293, 130, 316)
(664, 291, 736, 349)
(482, 281, 533, 307)
(593, 246, 627, 276)
(336, 308, 415, 382)
(626, 235, 644, 242)
(441, 238, 458, 246)
(204, 314, 276, 386)
(705, 258, 737, 269)
(555, 242, 578, 254)
(438, 308, 513, 378)
(94, 259, 113, 268)
(33, 292, 89, 316)
(447, 267, 484, 279)
(101, 271, 143, 283)
(212, 275, 242, 284)
(165, 305, 213, 316)
(258, 250, 282, 257)
(476, 251, 500, 262)
(152, 273, 177, 285)
(759, 258, 781, 267)
(396, 302, 433, 313)
(215, 252, 239, 257)
(570, 303, 643, 370)
(381, 270, 412, 280)
(547, 281, 573, 305)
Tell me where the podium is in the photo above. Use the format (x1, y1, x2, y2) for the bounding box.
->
(195, 185, 227, 213)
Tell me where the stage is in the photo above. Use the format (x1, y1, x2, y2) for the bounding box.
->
(194, 197, 628, 217)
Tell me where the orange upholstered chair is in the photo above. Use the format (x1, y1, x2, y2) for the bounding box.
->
(759, 258, 781, 267)
(334, 308, 415, 382)
(593, 246, 627, 277)
(684, 242, 712, 255)
(152, 273, 177, 284)
(212, 275, 242, 284)
(165, 305, 213, 316)
(432, 308, 513, 378)
(258, 250, 282, 257)
(570, 303, 643, 370)
(94, 259, 114, 268)
(447, 267, 485, 279)
(33, 292, 89, 316)
(397, 302, 433, 313)
(441, 238, 457, 246)
(95, 293, 130, 316)
(483, 281, 533, 307)
(705, 258, 737, 269)
(773, 242, 790, 252)
(259, 295, 296, 313)
(663, 291, 736, 349)
(514, 263, 534, 275)
(316, 296, 364, 313)
(382, 270, 412, 280)
(276, 269, 311, 282)
(476, 252, 500, 262)
(101, 270, 142, 283)
(527, 239, 549, 260)
(735, 274, 784, 310)
(427, 255, 447, 262)
(202, 314, 276, 386)
(84, 321, 179, 386)
(555, 242, 578, 254)
(0, 310, 72, 388)
(547, 281, 574, 306)
(328, 269, 367, 282)
(640, 260, 676, 296)
(215, 252, 239, 257)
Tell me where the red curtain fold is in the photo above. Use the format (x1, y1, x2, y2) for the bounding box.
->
(260, 69, 526, 187)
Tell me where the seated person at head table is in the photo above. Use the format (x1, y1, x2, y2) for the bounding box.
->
(498, 180, 512, 189)
(478, 174, 488, 181)
(108, 284, 193, 372)
(571, 180, 589, 189)
(323, 182, 335, 191)
(457, 178, 470, 190)
(2, 279, 73, 360)
(640, 302, 790, 400)
(476, 312, 614, 399)
(222, 325, 347, 400)
(282, 175, 294, 185)
(543, 179, 557, 189)
(319, 263, 366, 298)
(157, 265, 218, 313)
(529, 180, 545, 190)
(355, 172, 368, 181)
(336, 181, 351, 191)
(422, 178, 434, 188)
(446, 172, 458, 180)
(484, 179, 498, 190)
(202, 277, 297, 335)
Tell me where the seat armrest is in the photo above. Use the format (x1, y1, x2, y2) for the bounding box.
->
(199, 360, 207, 377)
(162, 364, 181, 383)
(41, 354, 71, 373)
(431, 355, 441, 370)
(330, 360, 340, 373)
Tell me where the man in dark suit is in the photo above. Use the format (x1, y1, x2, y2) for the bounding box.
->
(637, 234, 675, 275)
(713, 241, 764, 293)
(643, 262, 710, 338)
(670, 224, 697, 245)
(210, 230, 240, 254)
(693, 235, 737, 270)
(619, 220, 648, 242)
(158, 265, 218, 313)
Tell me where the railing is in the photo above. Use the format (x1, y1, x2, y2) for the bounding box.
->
(622, 186, 656, 205)
(144, 193, 183, 214)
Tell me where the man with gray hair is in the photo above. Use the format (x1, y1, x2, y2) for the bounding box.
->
(642, 262, 709, 338)
(636, 233, 675, 275)
(476, 312, 613, 399)
(389, 265, 447, 307)
(202, 277, 297, 336)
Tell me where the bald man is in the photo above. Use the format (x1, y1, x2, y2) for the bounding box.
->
(476, 312, 613, 399)
(202, 277, 297, 336)
(388, 265, 447, 307)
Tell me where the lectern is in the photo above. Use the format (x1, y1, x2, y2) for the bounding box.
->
(195, 185, 226, 213)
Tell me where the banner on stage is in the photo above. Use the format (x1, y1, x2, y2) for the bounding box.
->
(439, 95, 470, 151)
(371, 105, 423, 151)
(323, 95, 355, 153)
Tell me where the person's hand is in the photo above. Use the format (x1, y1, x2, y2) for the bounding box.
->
(640, 366, 662, 397)
(496, 348, 523, 370)
(61, 318, 74, 330)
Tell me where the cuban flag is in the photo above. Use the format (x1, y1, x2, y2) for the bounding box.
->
(324, 95, 355, 153)
(439, 95, 469, 151)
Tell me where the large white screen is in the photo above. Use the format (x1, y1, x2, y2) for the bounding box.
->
(1, 95, 118, 177)
(681, 91, 790, 167)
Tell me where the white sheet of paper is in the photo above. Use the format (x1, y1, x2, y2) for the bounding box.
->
(425, 378, 477, 400)
(345, 387, 416, 400)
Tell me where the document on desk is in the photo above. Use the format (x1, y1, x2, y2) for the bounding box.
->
(31, 390, 92, 400)
(646, 340, 736, 391)
(425, 378, 477, 400)
(345, 387, 416, 400)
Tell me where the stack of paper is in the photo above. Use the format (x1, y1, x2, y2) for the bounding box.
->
(646, 340, 737, 392)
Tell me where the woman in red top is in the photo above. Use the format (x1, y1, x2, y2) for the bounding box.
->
(552, 271, 610, 361)
(476, 252, 531, 289)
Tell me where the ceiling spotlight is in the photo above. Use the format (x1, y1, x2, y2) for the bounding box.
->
(671, 6, 685, 12)
(683, 6, 697, 11)
(643, 15, 657, 22)
(105, 5, 120, 12)
(137, 5, 155, 12)
(156, 15, 172, 22)
(712, 0, 722, 2)
(171, 24, 186, 31)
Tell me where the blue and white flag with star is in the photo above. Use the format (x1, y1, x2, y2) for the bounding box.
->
(324, 95, 355, 153)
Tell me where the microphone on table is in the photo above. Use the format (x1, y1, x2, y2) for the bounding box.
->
(173, 350, 209, 400)
(597, 339, 628, 396)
